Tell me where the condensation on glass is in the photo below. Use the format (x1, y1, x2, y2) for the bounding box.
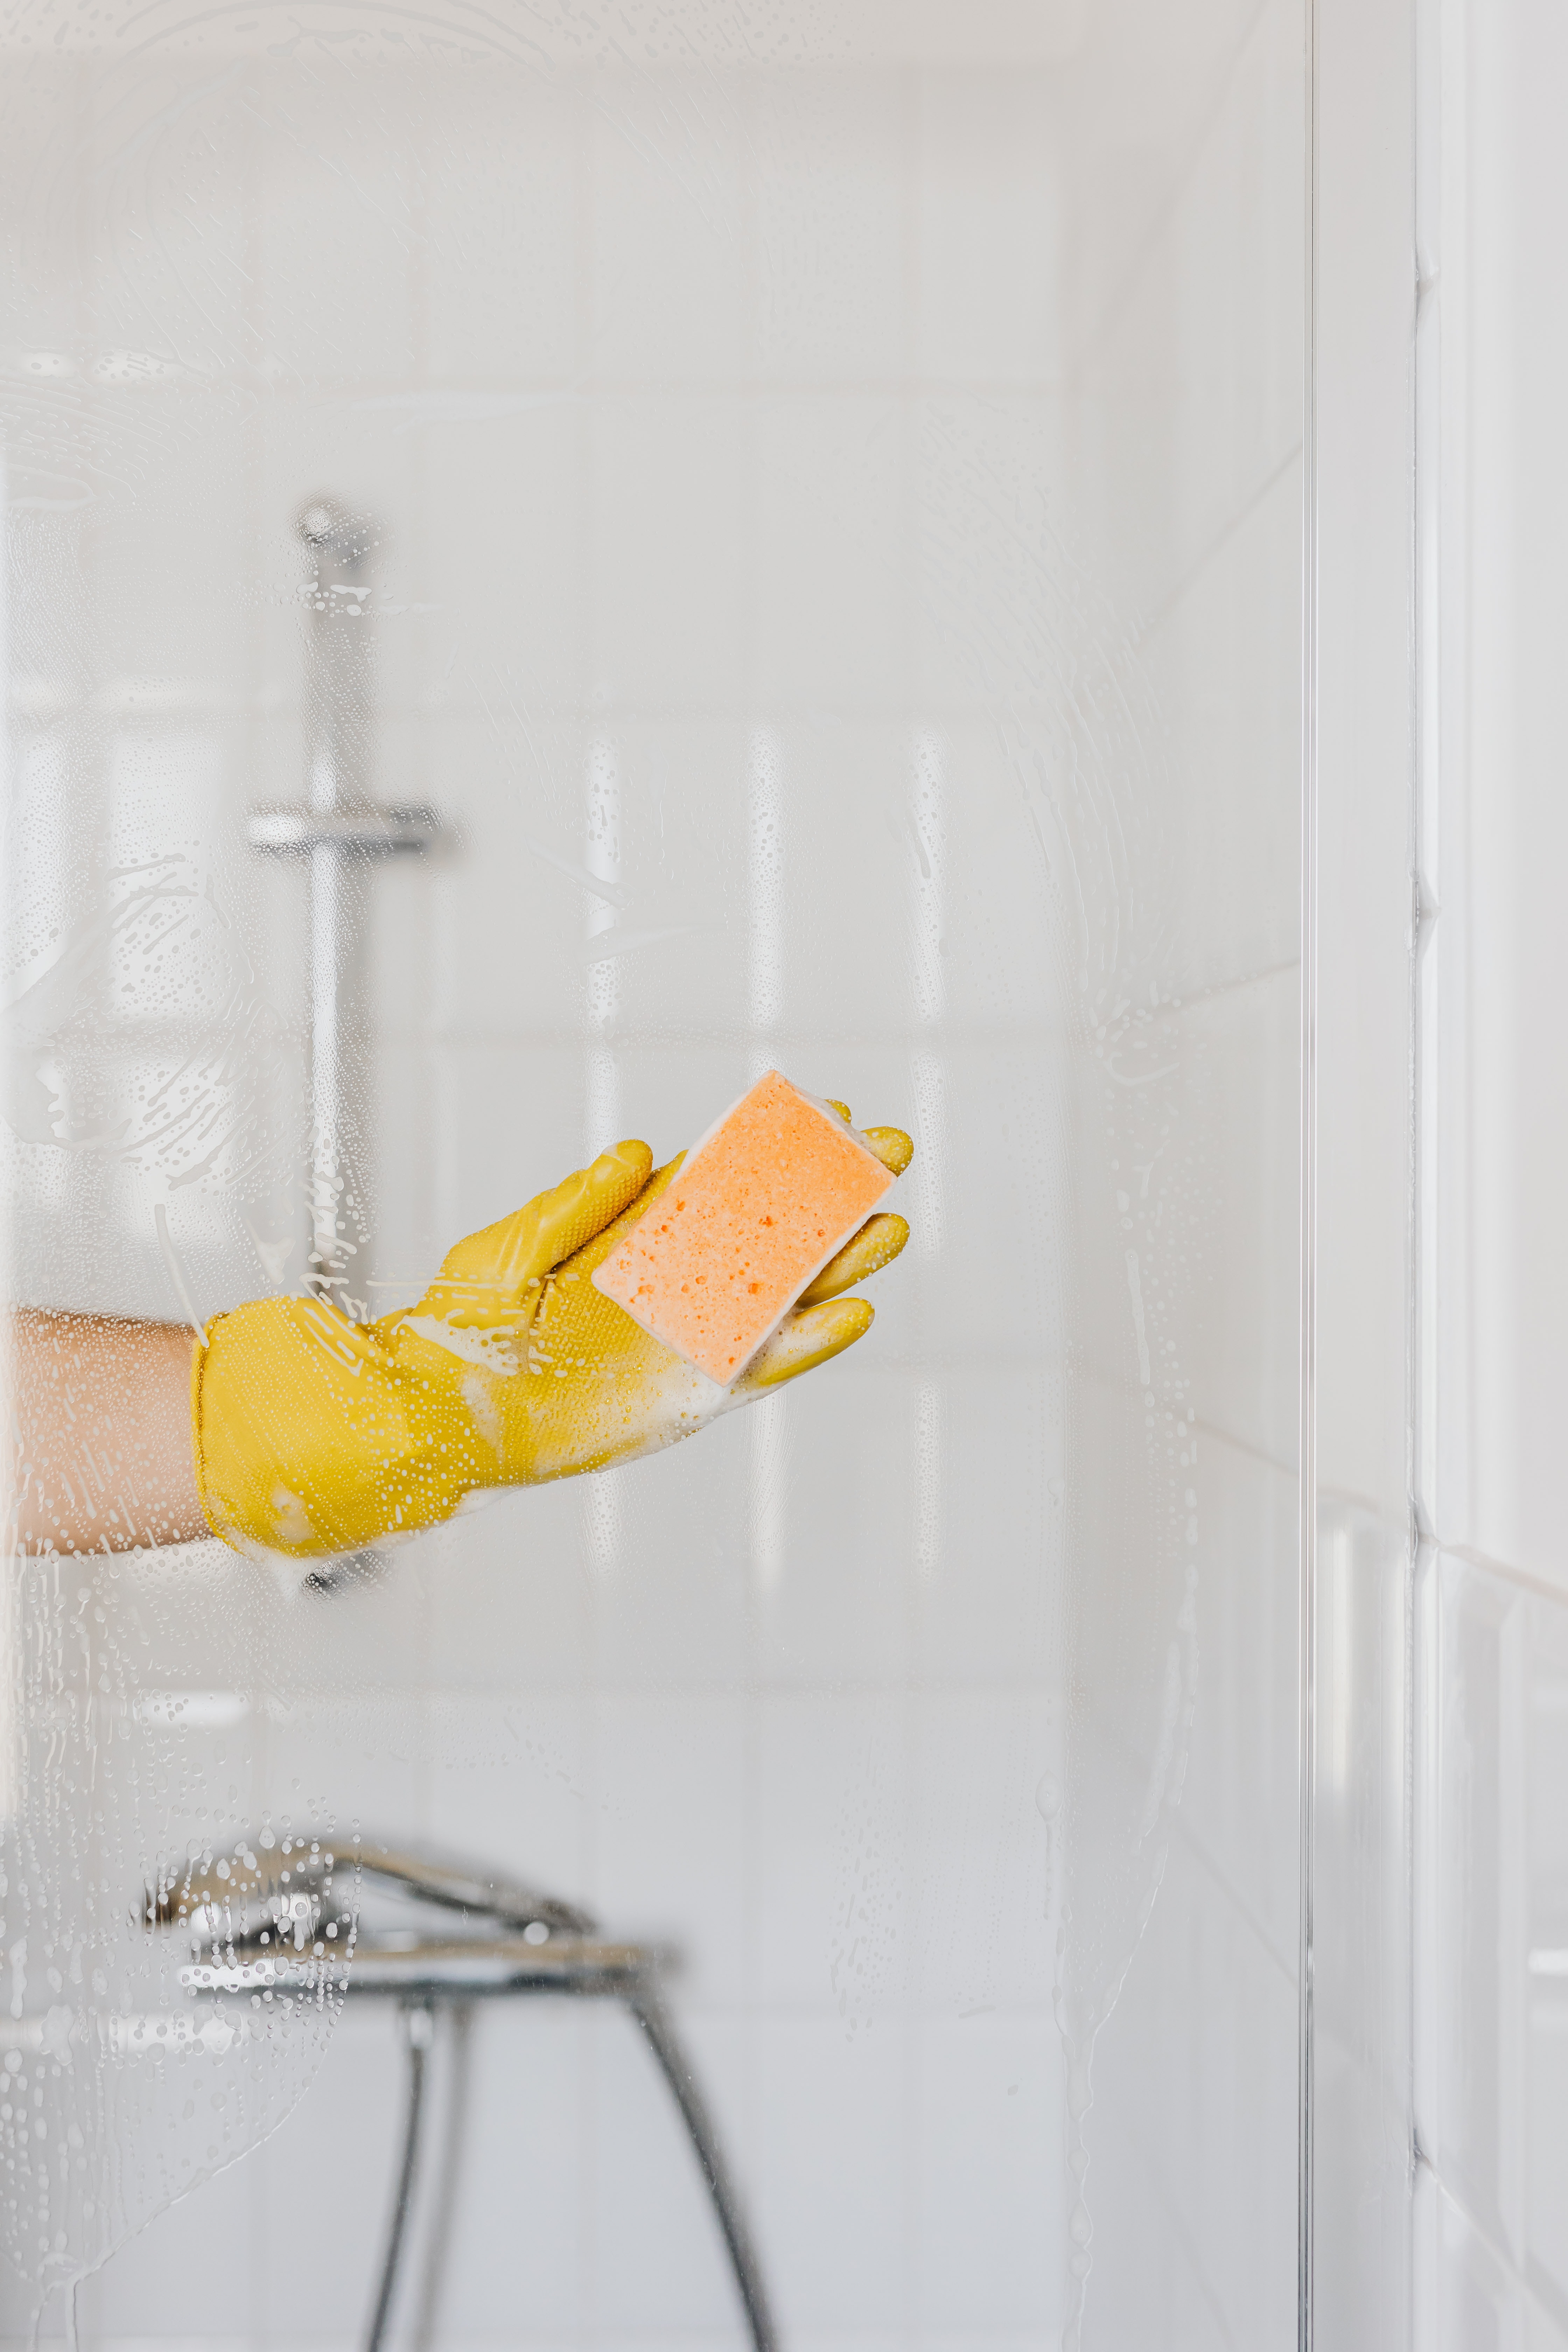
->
(0, 2, 1307, 2343)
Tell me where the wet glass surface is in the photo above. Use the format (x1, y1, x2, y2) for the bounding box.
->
(0, 5, 1306, 2342)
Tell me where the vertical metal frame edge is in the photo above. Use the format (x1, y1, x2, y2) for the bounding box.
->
(1307, 0, 1421, 2340)
(1300, 0, 1319, 2339)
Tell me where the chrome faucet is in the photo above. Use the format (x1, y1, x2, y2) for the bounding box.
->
(149, 1834, 777, 2352)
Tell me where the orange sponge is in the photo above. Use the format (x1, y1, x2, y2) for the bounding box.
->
(592, 1070, 897, 1386)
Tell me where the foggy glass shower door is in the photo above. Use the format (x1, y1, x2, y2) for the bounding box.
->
(1, 4, 1307, 2345)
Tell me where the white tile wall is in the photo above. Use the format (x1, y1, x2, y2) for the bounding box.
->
(423, 69, 581, 383)
(750, 73, 907, 385)
(1407, 0, 1568, 2334)
(913, 72, 1063, 387)
(1, 0, 1307, 2344)
(1091, 1827, 1298, 2345)
(1416, 2166, 1568, 2352)
(1414, 1556, 1568, 2334)
(1072, 0, 1305, 628)
(1050, 0, 1305, 2343)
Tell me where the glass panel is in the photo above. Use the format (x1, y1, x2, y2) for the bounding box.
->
(0, 4, 1307, 2344)
(1057, 9, 1306, 2341)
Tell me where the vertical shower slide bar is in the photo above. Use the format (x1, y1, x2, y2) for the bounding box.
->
(299, 496, 369, 1300)
(248, 498, 442, 1313)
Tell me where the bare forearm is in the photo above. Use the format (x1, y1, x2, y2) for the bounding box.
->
(5, 1309, 206, 1555)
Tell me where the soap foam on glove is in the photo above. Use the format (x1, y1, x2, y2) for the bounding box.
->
(192, 1091, 912, 1561)
(592, 1070, 897, 1385)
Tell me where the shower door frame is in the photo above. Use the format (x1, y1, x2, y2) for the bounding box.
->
(1304, 0, 1420, 2343)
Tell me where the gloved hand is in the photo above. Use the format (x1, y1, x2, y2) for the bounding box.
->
(193, 1107, 912, 1560)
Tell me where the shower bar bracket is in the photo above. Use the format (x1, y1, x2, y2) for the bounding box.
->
(247, 806, 441, 856)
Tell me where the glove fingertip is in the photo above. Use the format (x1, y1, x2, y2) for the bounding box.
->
(553, 1139, 656, 1268)
(437, 1138, 654, 1294)
(863, 1125, 914, 1176)
(607, 1137, 654, 1184)
(796, 1211, 910, 1308)
(737, 1296, 874, 1392)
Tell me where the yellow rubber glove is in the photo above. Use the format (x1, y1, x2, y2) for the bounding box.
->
(192, 1110, 913, 1560)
